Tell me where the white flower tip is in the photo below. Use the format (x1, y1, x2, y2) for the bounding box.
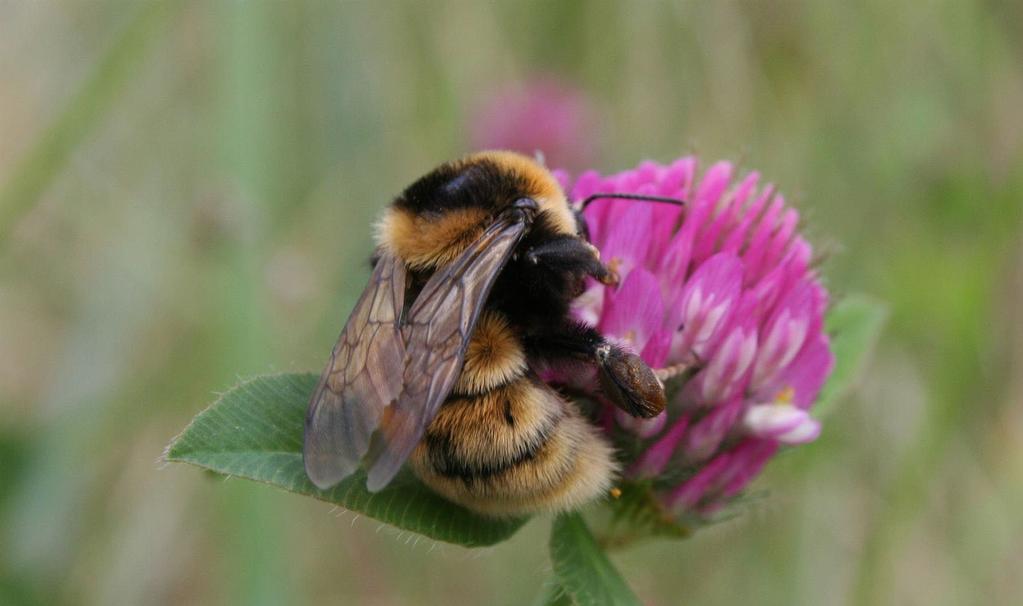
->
(743, 403, 820, 444)
(777, 417, 821, 444)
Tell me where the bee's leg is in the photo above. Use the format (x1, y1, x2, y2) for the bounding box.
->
(524, 322, 666, 419)
(521, 237, 618, 286)
(593, 342, 667, 418)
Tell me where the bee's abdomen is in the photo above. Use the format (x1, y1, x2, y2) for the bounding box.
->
(449, 310, 527, 396)
(410, 311, 617, 517)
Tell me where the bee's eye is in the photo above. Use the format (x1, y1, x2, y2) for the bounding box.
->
(573, 209, 591, 241)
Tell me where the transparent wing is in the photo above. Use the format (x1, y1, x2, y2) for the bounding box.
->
(303, 252, 407, 489)
(364, 215, 529, 491)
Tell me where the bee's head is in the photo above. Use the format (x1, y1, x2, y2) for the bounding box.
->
(379, 151, 578, 270)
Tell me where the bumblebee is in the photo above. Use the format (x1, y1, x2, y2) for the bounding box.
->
(304, 151, 674, 517)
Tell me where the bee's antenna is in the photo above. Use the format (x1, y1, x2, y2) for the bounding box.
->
(578, 193, 686, 212)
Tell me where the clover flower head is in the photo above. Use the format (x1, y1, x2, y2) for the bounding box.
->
(558, 157, 834, 517)
(471, 77, 596, 170)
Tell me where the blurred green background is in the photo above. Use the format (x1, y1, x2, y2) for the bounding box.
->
(1, 1, 1021, 605)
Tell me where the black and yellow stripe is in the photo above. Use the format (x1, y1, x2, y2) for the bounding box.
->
(409, 311, 616, 517)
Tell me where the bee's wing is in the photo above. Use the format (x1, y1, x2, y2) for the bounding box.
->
(303, 252, 407, 490)
(363, 214, 529, 491)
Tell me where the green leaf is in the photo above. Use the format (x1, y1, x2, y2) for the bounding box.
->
(550, 513, 641, 606)
(817, 294, 888, 416)
(165, 373, 527, 547)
